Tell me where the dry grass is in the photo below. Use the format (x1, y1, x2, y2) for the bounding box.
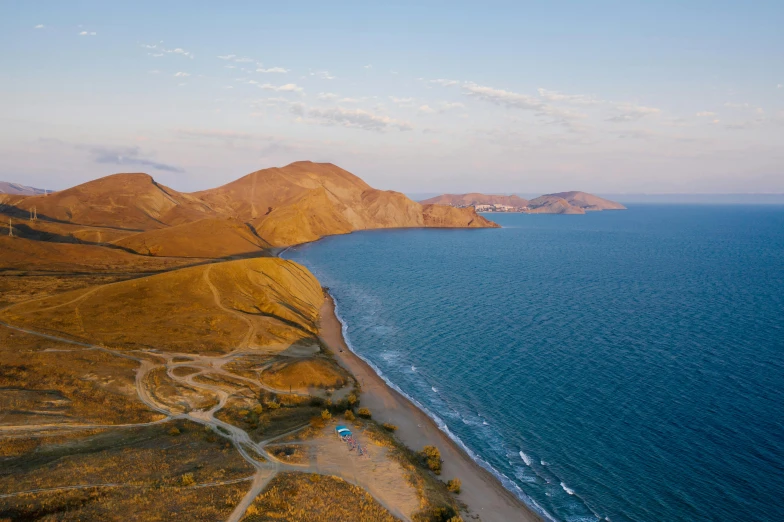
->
(0, 329, 160, 426)
(144, 368, 219, 413)
(0, 482, 248, 521)
(0, 258, 324, 354)
(216, 397, 319, 442)
(0, 273, 137, 308)
(242, 472, 399, 522)
(261, 357, 350, 391)
(268, 444, 308, 464)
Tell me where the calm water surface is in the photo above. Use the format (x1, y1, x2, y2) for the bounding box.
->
(285, 205, 784, 522)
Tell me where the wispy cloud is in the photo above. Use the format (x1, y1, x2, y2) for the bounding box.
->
(537, 88, 600, 105)
(389, 96, 416, 108)
(89, 146, 183, 172)
(418, 105, 436, 114)
(696, 111, 716, 117)
(34, 24, 44, 29)
(257, 67, 289, 73)
(462, 83, 542, 110)
(143, 43, 193, 58)
(607, 103, 661, 122)
(317, 92, 339, 101)
(79, 31, 97, 36)
(310, 70, 336, 80)
(363, 64, 372, 69)
(299, 106, 412, 132)
(217, 54, 254, 63)
(177, 129, 253, 140)
(260, 83, 304, 93)
(174, 72, 190, 77)
(429, 78, 460, 87)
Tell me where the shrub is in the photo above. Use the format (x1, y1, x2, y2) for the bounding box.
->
(382, 423, 398, 432)
(447, 478, 461, 494)
(168, 427, 181, 436)
(181, 473, 195, 487)
(357, 407, 372, 419)
(344, 409, 355, 421)
(347, 393, 358, 406)
(321, 409, 332, 421)
(420, 445, 442, 474)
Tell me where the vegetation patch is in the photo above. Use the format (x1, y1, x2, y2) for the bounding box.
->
(242, 472, 398, 522)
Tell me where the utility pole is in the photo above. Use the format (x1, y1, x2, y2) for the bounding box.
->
(8, 218, 13, 237)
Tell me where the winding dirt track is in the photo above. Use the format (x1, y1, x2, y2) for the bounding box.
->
(0, 287, 408, 520)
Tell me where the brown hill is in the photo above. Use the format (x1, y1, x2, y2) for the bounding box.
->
(114, 218, 269, 258)
(526, 195, 585, 214)
(420, 193, 529, 208)
(1, 162, 498, 250)
(0, 236, 203, 273)
(548, 191, 626, 211)
(0, 257, 324, 353)
(196, 161, 497, 246)
(8, 173, 216, 231)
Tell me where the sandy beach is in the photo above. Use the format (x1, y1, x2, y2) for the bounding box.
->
(319, 295, 541, 522)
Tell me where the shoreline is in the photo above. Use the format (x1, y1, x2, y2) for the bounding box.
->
(318, 292, 542, 522)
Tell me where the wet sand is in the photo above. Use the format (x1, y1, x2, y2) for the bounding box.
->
(319, 295, 541, 522)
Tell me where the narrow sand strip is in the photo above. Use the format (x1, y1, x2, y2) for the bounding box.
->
(319, 296, 541, 522)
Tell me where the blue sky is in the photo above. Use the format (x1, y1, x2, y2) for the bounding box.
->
(2, 1, 783, 193)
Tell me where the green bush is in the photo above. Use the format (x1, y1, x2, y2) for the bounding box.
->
(447, 478, 461, 494)
(420, 445, 442, 474)
(181, 473, 195, 486)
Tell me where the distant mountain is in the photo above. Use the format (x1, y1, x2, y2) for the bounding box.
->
(547, 191, 627, 211)
(0, 181, 49, 196)
(420, 191, 626, 214)
(419, 193, 529, 208)
(0, 162, 498, 255)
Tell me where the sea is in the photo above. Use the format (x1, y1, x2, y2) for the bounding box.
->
(284, 205, 784, 522)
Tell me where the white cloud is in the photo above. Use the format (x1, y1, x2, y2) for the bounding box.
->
(166, 47, 193, 58)
(724, 102, 752, 109)
(390, 96, 414, 104)
(218, 54, 236, 60)
(310, 70, 336, 80)
(174, 72, 190, 77)
(696, 111, 716, 117)
(537, 88, 600, 105)
(439, 101, 465, 111)
(141, 44, 157, 49)
(148, 69, 160, 74)
(225, 65, 236, 69)
(429, 79, 460, 87)
(317, 92, 339, 101)
(364, 64, 372, 69)
(260, 83, 304, 93)
(777, 84, 782, 89)
(234, 57, 254, 63)
(462, 83, 542, 110)
(149, 53, 163, 57)
(257, 67, 289, 73)
(79, 31, 97, 36)
(607, 103, 661, 122)
(34, 24, 44, 29)
(178, 128, 253, 140)
(304, 106, 412, 131)
(418, 105, 436, 114)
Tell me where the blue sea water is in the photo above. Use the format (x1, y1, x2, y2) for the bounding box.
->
(284, 205, 784, 522)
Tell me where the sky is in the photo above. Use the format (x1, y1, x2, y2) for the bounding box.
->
(2, 1, 783, 194)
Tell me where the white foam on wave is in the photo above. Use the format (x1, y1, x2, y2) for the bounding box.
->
(411, 365, 416, 372)
(519, 450, 532, 466)
(329, 293, 560, 522)
(431, 386, 438, 393)
(561, 482, 576, 495)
